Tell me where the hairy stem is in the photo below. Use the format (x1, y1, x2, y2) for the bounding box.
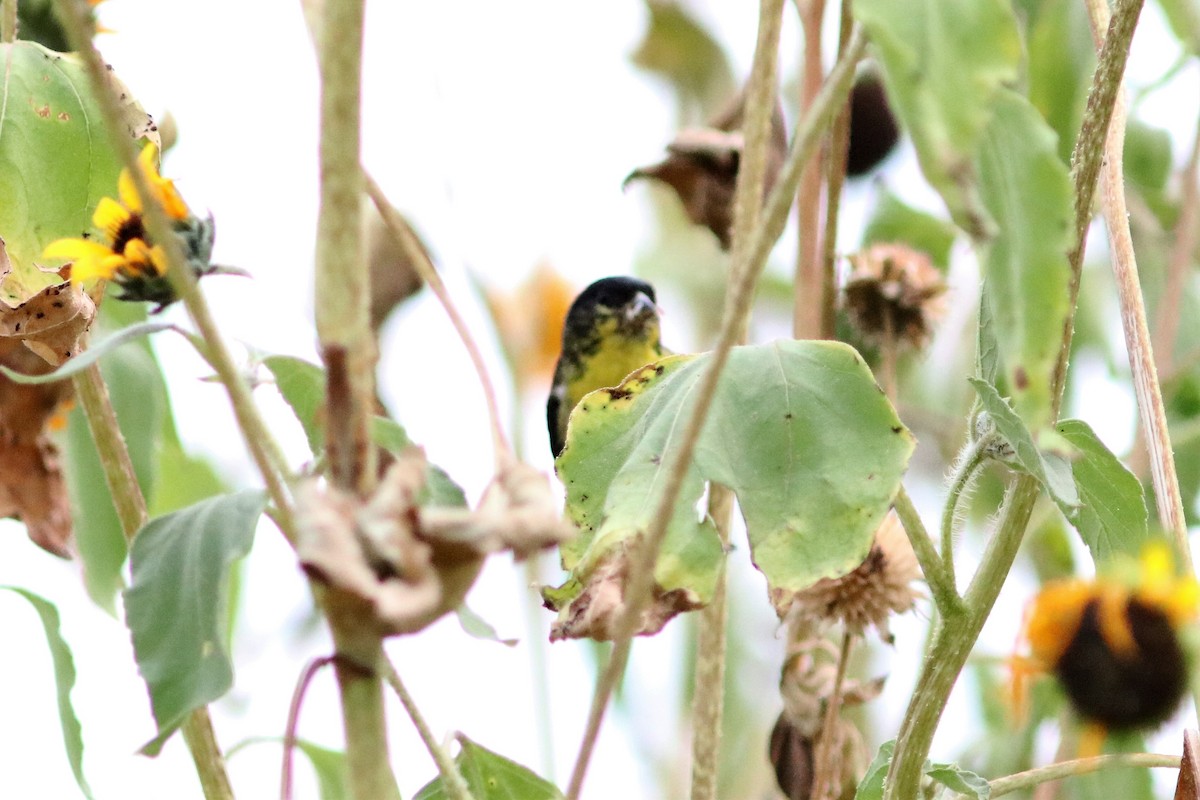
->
(892, 487, 962, 617)
(565, 2, 787, 796)
(939, 435, 992, 592)
(382, 659, 474, 800)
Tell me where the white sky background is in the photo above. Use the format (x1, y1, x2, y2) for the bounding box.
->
(0, 1, 1197, 798)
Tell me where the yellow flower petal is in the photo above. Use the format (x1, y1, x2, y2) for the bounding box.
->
(91, 196, 132, 242)
(43, 237, 113, 263)
(122, 238, 156, 275)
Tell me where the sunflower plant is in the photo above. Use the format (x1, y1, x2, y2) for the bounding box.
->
(4, 1, 1200, 800)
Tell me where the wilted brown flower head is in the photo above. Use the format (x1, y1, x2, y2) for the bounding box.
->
(624, 91, 787, 250)
(843, 243, 947, 349)
(784, 511, 921, 638)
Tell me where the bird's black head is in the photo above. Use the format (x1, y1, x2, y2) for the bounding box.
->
(563, 277, 657, 339)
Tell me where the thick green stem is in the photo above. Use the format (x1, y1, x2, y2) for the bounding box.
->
(182, 711, 236, 800)
(886, 478, 1039, 798)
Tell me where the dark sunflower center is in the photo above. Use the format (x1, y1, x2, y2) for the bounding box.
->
(111, 213, 148, 255)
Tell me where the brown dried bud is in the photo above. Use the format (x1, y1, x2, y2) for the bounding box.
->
(843, 243, 947, 350)
(625, 92, 787, 250)
(781, 511, 921, 638)
(769, 713, 815, 800)
(363, 196, 424, 332)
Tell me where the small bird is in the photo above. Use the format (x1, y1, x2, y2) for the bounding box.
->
(547, 277, 664, 458)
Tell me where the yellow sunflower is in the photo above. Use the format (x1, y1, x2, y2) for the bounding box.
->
(42, 143, 190, 285)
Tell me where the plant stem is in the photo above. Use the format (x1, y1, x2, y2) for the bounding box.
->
(364, 174, 512, 470)
(382, 658, 474, 800)
(818, 0, 856, 341)
(793, 0, 828, 339)
(810, 631, 853, 800)
(688, 490, 733, 800)
(884, 0, 1148, 791)
(983, 753, 1179, 798)
(939, 435, 992, 592)
(328, 634, 400, 800)
(564, 3, 787, 796)
(281, 657, 335, 800)
(73, 367, 235, 800)
(892, 487, 962, 617)
(1, 0, 16, 43)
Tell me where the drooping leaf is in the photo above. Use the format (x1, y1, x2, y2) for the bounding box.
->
(0, 42, 155, 304)
(862, 191, 957, 270)
(970, 378, 1078, 508)
(64, 338, 166, 611)
(853, 0, 1021, 235)
(262, 355, 466, 507)
(1055, 419, 1150, 565)
(0, 586, 93, 799)
(926, 760, 990, 798)
(456, 603, 518, 647)
(975, 90, 1074, 432)
(414, 736, 563, 800)
(553, 341, 914, 629)
(124, 490, 266, 755)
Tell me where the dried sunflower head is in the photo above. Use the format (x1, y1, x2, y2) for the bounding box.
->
(843, 243, 947, 349)
(784, 511, 922, 639)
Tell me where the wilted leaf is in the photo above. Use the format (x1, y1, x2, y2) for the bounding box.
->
(1055, 419, 1150, 565)
(853, 0, 1021, 235)
(976, 90, 1074, 432)
(0, 586, 93, 799)
(456, 603, 518, 647)
(124, 490, 266, 754)
(629, 1, 734, 116)
(547, 341, 914, 640)
(414, 735, 564, 800)
(363, 195, 424, 332)
(625, 94, 787, 250)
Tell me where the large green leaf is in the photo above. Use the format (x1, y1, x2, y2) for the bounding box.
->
(414, 736, 563, 800)
(1026, 0, 1096, 165)
(63, 335, 165, 612)
(554, 341, 914, 612)
(261, 354, 466, 507)
(853, 0, 1020, 234)
(0, 586, 93, 799)
(0, 42, 150, 303)
(123, 490, 266, 755)
(976, 90, 1074, 432)
(1055, 419, 1150, 565)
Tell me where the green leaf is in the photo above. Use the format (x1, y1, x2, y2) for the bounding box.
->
(0, 587, 93, 799)
(853, 0, 1020, 234)
(1026, 0, 1096, 165)
(855, 742, 990, 799)
(227, 736, 347, 800)
(63, 335, 166, 612)
(1158, 0, 1200, 53)
(414, 736, 563, 800)
(855, 740, 894, 800)
(555, 341, 914, 613)
(262, 355, 466, 507)
(976, 288, 1000, 387)
(0, 42, 152, 304)
(926, 760, 990, 798)
(629, 1, 734, 114)
(862, 191, 957, 269)
(456, 603, 518, 647)
(124, 490, 266, 755)
(1055, 419, 1150, 565)
(970, 378, 1078, 508)
(976, 90, 1074, 432)
(0, 321, 181, 384)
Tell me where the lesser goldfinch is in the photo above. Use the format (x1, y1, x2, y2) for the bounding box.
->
(547, 276, 664, 458)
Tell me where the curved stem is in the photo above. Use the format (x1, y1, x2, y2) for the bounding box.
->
(939, 435, 991, 591)
(281, 657, 336, 800)
(984, 753, 1179, 798)
(893, 486, 962, 617)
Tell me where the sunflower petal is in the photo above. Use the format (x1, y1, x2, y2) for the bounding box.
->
(43, 237, 113, 263)
(91, 196, 131, 242)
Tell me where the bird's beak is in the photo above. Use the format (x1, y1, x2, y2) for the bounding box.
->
(624, 291, 659, 326)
